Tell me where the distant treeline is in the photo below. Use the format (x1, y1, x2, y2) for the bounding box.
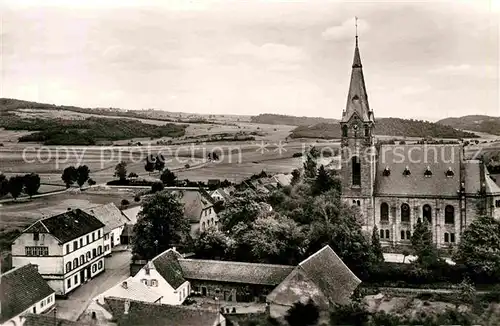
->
(0, 113, 186, 145)
(289, 118, 478, 139)
(438, 115, 500, 136)
(250, 113, 338, 126)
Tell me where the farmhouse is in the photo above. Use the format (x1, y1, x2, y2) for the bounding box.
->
(11, 209, 106, 295)
(0, 264, 55, 326)
(93, 277, 163, 305)
(338, 34, 500, 247)
(175, 190, 219, 235)
(84, 203, 131, 255)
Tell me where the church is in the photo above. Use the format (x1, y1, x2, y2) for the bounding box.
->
(338, 35, 500, 248)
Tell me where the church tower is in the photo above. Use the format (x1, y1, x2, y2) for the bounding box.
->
(340, 23, 376, 227)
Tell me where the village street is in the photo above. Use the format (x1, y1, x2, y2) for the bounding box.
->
(55, 249, 132, 321)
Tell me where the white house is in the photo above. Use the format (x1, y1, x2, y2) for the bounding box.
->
(11, 209, 106, 296)
(175, 190, 219, 236)
(0, 264, 55, 326)
(93, 277, 163, 305)
(84, 203, 131, 255)
(132, 248, 191, 305)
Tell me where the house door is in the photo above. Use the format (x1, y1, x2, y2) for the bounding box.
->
(80, 269, 86, 282)
(87, 266, 91, 279)
(201, 287, 207, 296)
(111, 237, 115, 248)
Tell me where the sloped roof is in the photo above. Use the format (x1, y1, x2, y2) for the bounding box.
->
(84, 203, 131, 233)
(174, 190, 213, 223)
(486, 172, 500, 195)
(23, 209, 104, 243)
(95, 277, 162, 304)
(273, 174, 293, 187)
(150, 249, 186, 289)
(122, 206, 141, 224)
(297, 245, 361, 305)
(178, 258, 294, 286)
(0, 264, 55, 324)
(22, 314, 81, 326)
(464, 160, 482, 195)
(375, 145, 461, 197)
(105, 297, 221, 326)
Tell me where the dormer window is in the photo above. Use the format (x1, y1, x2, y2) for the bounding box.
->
(364, 125, 370, 137)
(403, 166, 411, 176)
(446, 167, 454, 177)
(383, 167, 391, 176)
(424, 166, 432, 177)
(342, 125, 348, 137)
(33, 232, 39, 241)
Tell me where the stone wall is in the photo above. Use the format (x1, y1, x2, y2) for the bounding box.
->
(189, 279, 274, 303)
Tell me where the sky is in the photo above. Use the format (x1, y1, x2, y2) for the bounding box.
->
(1, 0, 499, 121)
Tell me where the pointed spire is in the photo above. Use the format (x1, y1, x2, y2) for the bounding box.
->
(341, 20, 373, 124)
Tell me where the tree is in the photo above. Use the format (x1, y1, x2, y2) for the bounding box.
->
(218, 190, 268, 231)
(144, 154, 156, 174)
(160, 169, 177, 186)
(291, 169, 301, 185)
(194, 228, 234, 260)
(313, 165, 340, 195)
(23, 173, 40, 198)
(411, 218, 440, 268)
(154, 153, 165, 172)
(8, 175, 24, 200)
(114, 161, 127, 181)
(132, 192, 191, 259)
(76, 165, 90, 188)
(61, 166, 77, 188)
(453, 215, 500, 279)
(303, 146, 319, 179)
(88, 178, 96, 186)
(371, 225, 384, 264)
(151, 182, 164, 193)
(285, 299, 319, 326)
(0, 173, 9, 197)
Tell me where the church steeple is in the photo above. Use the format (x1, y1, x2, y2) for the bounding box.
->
(341, 20, 373, 124)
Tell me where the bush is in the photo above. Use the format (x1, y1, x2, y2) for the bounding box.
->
(184, 164, 190, 169)
(151, 182, 164, 193)
(134, 195, 141, 202)
(88, 178, 96, 186)
(292, 152, 303, 158)
(121, 199, 130, 206)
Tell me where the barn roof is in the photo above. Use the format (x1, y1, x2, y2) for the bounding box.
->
(84, 203, 130, 233)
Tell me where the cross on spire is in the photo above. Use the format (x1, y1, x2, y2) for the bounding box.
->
(355, 16, 358, 47)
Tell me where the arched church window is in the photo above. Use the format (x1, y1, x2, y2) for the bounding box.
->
(364, 125, 369, 137)
(423, 204, 432, 224)
(445, 205, 455, 224)
(352, 156, 361, 186)
(342, 125, 348, 137)
(401, 203, 410, 222)
(380, 203, 389, 221)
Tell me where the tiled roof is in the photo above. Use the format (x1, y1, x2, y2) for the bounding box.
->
(374, 145, 461, 197)
(174, 190, 213, 223)
(22, 314, 81, 326)
(464, 160, 482, 195)
(298, 245, 361, 305)
(105, 297, 221, 326)
(151, 249, 186, 289)
(95, 277, 163, 304)
(178, 258, 294, 285)
(0, 264, 55, 324)
(24, 209, 105, 244)
(84, 203, 131, 233)
(273, 174, 293, 187)
(122, 206, 141, 224)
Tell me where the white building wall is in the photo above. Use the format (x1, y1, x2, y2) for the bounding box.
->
(199, 207, 218, 232)
(11, 233, 63, 275)
(133, 268, 190, 305)
(1, 293, 55, 326)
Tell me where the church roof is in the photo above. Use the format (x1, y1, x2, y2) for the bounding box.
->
(341, 38, 373, 124)
(375, 144, 462, 197)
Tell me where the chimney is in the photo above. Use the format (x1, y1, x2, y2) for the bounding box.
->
(124, 300, 130, 315)
(172, 247, 176, 252)
(121, 281, 128, 289)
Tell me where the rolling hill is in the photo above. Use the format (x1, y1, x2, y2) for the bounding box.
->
(250, 114, 338, 126)
(437, 115, 500, 136)
(290, 118, 478, 139)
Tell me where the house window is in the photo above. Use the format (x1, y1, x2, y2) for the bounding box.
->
(73, 258, 78, 269)
(98, 230, 101, 238)
(67, 279, 71, 288)
(74, 274, 78, 284)
(80, 239, 83, 247)
(352, 156, 361, 186)
(151, 279, 158, 287)
(66, 262, 72, 273)
(380, 229, 390, 239)
(25, 246, 49, 256)
(400, 231, 405, 240)
(86, 235, 90, 244)
(92, 264, 97, 273)
(356, 200, 360, 206)
(105, 245, 110, 252)
(423, 204, 432, 224)
(379, 229, 384, 239)
(380, 203, 389, 221)
(406, 230, 411, 240)
(92, 233, 95, 241)
(92, 248, 97, 257)
(179, 292, 182, 301)
(141, 279, 147, 285)
(401, 203, 410, 222)
(444, 233, 449, 243)
(98, 260, 103, 269)
(364, 125, 370, 137)
(445, 205, 455, 224)
(496, 200, 500, 208)
(33, 232, 39, 241)
(86, 251, 91, 260)
(66, 244, 70, 253)
(183, 288, 186, 298)
(73, 241, 78, 251)
(450, 233, 456, 243)
(80, 255, 84, 265)
(201, 222, 206, 232)
(342, 125, 348, 137)
(385, 230, 390, 239)
(98, 246, 102, 255)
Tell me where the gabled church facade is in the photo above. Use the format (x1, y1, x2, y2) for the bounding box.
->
(339, 36, 500, 248)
